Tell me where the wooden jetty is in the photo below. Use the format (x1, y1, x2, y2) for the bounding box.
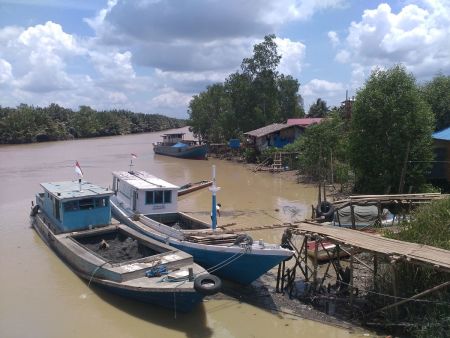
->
(276, 220, 450, 320)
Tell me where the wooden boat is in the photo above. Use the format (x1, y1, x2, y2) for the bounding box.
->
(153, 133, 207, 160)
(178, 180, 212, 196)
(110, 171, 294, 285)
(30, 180, 220, 312)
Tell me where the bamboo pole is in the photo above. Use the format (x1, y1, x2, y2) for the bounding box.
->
(369, 281, 450, 316)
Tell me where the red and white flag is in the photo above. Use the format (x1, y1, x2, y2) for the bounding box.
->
(75, 161, 83, 177)
(131, 153, 138, 159)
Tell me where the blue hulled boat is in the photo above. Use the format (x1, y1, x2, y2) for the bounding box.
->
(110, 171, 294, 285)
(30, 179, 220, 312)
(153, 133, 207, 159)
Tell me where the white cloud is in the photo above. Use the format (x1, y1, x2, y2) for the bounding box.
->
(262, 0, 347, 24)
(328, 30, 340, 47)
(302, 78, 344, 97)
(337, 1, 450, 88)
(301, 78, 346, 109)
(275, 37, 306, 76)
(0, 59, 13, 84)
(151, 88, 193, 109)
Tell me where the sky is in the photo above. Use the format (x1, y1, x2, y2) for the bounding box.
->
(0, 0, 449, 118)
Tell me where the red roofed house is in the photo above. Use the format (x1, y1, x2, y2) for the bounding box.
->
(287, 118, 323, 127)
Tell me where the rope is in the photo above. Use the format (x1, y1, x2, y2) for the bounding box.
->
(88, 261, 111, 287)
(206, 244, 251, 275)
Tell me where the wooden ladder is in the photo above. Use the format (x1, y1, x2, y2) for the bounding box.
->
(271, 152, 283, 172)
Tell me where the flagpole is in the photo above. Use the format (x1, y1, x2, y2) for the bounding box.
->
(75, 161, 84, 191)
(209, 165, 220, 231)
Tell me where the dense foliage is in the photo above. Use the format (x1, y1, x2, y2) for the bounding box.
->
(387, 197, 450, 250)
(307, 98, 329, 117)
(0, 103, 186, 144)
(421, 74, 450, 132)
(349, 65, 435, 194)
(383, 199, 450, 337)
(188, 35, 304, 142)
(284, 111, 350, 182)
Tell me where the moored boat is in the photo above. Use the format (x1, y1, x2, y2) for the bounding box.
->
(178, 180, 212, 196)
(110, 170, 294, 285)
(30, 179, 220, 312)
(153, 133, 207, 160)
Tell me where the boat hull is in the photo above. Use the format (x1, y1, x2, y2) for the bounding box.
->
(31, 212, 204, 312)
(153, 144, 207, 159)
(170, 242, 290, 285)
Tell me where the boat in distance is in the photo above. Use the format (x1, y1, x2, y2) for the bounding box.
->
(30, 179, 221, 312)
(110, 170, 294, 285)
(153, 133, 207, 160)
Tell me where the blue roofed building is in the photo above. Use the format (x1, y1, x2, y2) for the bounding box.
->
(430, 127, 450, 186)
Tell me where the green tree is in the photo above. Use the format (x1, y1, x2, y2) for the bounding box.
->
(284, 112, 348, 181)
(421, 74, 450, 131)
(308, 98, 328, 117)
(188, 83, 231, 143)
(277, 74, 304, 120)
(349, 65, 434, 194)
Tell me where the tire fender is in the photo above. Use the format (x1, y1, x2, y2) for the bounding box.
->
(194, 274, 222, 295)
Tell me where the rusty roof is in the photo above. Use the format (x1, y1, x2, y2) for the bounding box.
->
(244, 123, 296, 138)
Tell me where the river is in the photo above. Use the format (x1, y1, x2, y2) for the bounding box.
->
(0, 127, 372, 338)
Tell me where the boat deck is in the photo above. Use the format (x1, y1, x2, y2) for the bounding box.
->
(293, 221, 450, 272)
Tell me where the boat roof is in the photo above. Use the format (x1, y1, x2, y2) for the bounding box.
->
(112, 171, 179, 190)
(40, 181, 114, 200)
(433, 127, 450, 141)
(162, 133, 185, 137)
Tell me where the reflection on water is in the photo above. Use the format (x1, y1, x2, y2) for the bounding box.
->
(0, 127, 371, 338)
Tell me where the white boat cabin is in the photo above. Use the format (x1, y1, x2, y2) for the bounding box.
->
(112, 171, 179, 215)
(161, 133, 184, 145)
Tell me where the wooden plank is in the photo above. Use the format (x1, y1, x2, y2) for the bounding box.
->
(291, 221, 450, 272)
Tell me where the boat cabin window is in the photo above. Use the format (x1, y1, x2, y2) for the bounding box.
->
(63, 197, 109, 212)
(145, 190, 172, 205)
(95, 197, 108, 208)
(164, 190, 171, 203)
(64, 200, 79, 212)
(79, 198, 94, 210)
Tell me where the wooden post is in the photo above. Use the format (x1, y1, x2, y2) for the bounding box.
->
(398, 140, 411, 194)
(304, 236, 309, 282)
(350, 203, 356, 230)
(313, 238, 319, 288)
(391, 262, 399, 319)
(318, 182, 322, 205)
(377, 201, 382, 227)
(373, 253, 378, 292)
(276, 262, 282, 292)
(349, 251, 354, 316)
(330, 149, 334, 185)
(323, 180, 327, 202)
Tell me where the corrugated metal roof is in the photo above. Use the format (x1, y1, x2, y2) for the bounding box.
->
(287, 118, 323, 126)
(40, 181, 113, 200)
(113, 171, 179, 189)
(433, 127, 450, 141)
(244, 123, 294, 138)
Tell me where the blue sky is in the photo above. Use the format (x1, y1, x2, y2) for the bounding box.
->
(0, 0, 449, 118)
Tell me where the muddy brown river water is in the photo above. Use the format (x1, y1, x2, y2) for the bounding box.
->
(0, 127, 374, 338)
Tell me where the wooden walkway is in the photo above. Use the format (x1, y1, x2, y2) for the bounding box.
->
(292, 221, 450, 273)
